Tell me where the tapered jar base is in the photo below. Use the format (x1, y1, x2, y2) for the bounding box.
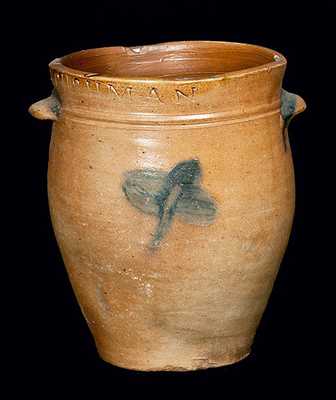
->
(97, 348, 251, 372)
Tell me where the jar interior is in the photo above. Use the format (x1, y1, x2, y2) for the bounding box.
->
(62, 42, 278, 80)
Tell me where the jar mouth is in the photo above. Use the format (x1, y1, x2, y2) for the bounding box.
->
(50, 41, 286, 83)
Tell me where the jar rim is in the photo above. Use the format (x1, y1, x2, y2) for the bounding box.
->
(49, 40, 286, 84)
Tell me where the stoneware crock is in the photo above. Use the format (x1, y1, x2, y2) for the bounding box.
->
(29, 41, 306, 371)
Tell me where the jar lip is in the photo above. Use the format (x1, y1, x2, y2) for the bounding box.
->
(49, 40, 286, 84)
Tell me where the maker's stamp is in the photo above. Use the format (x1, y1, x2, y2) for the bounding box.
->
(51, 70, 200, 105)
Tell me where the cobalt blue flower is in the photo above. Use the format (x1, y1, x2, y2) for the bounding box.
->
(122, 159, 217, 249)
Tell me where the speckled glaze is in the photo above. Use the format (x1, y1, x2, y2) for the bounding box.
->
(29, 41, 306, 371)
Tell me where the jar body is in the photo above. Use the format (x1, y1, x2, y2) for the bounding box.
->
(29, 41, 306, 371)
(47, 110, 295, 370)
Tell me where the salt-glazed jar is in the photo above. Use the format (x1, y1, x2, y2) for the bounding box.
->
(29, 41, 306, 371)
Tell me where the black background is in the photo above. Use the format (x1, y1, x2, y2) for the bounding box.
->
(9, 0, 333, 396)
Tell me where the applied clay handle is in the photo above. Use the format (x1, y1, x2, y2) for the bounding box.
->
(28, 90, 61, 121)
(280, 89, 307, 128)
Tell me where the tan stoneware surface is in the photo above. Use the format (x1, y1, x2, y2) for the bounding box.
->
(29, 41, 306, 371)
